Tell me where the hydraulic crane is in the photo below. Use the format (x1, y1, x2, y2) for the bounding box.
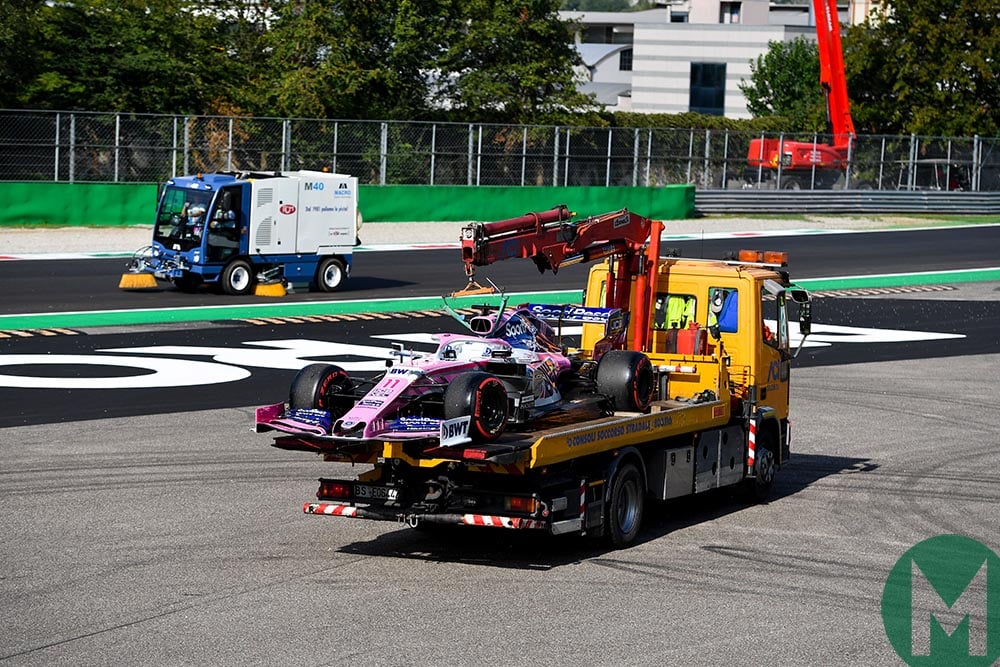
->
(747, 0, 856, 189)
(455, 204, 663, 353)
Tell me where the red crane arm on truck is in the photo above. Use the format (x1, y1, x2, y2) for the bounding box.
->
(815, 0, 855, 147)
(456, 204, 664, 352)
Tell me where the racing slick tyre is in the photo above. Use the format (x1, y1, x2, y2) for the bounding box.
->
(289, 363, 356, 417)
(221, 258, 255, 295)
(443, 372, 509, 443)
(606, 461, 644, 548)
(316, 257, 346, 292)
(596, 350, 654, 412)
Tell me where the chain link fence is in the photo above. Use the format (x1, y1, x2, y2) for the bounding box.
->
(2, 109, 998, 192)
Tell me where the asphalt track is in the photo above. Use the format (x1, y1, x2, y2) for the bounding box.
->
(2, 226, 999, 665)
(2, 354, 998, 665)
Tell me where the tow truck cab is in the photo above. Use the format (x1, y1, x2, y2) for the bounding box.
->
(580, 251, 811, 460)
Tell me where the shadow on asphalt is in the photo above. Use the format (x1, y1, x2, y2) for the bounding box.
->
(337, 453, 876, 570)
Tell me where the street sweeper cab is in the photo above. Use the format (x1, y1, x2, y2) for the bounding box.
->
(119, 170, 361, 296)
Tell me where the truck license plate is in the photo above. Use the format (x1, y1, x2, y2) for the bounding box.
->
(354, 484, 398, 501)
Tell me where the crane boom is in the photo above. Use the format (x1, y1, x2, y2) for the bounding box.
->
(454, 205, 663, 352)
(746, 0, 856, 188)
(815, 0, 855, 145)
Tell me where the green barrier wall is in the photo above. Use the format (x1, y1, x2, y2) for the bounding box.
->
(0, 182, 694, 227)
(0, 182, 159, 227)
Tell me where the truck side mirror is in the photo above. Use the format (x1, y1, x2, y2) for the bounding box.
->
(798, 301, 812, 337)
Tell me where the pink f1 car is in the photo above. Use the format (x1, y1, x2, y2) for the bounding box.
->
(255, 300, 653, 446)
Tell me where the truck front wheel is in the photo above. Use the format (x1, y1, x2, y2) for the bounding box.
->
(443, 372, 508, 443)
(316, 257, 346, 292)
(221, 259, 255, 295)
(606, 461, 644, 548)
(289, 363, 355, 417)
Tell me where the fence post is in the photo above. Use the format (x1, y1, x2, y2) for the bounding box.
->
(54, 112, 60, 182)
(973, 134, 981, 191)
(563, 128, 571, 186)
(605, 128, 613, 187)
(810, 133, 818, 189)
(685, 129, 693, 184)
(907, 133, 917, 190)
(521, 126, 527, 187)
(645, 129, 652, 187)
(170, 116, 177, 178)
(755, 131, 765, 188)
(476, 125, 483, 187)
(114, 113, 121, 183)
(467, 124, 474, 186)
(69, 114, 76, 183)
(378, 122, 387, 185)
(702, 129, 710, 189)
(227, 117, 234, 172)
(183, 117, 190, 175)
(430, 123, 437, 186)
(333, 121, 339, 174)
(844, 133, 853, 189)
(632, 128, 639, 187)
(552, 126, 559, 186)
(877, 136, 885, 190)
(721, 130, 730, 190)
(279, 119, 288, 172)
(776, 133, 785, 188)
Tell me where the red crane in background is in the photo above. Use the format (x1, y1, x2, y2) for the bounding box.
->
(747, 0, 856, 189)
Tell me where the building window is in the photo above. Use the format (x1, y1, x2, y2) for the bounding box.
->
(670, 11, 689, 23)
(689, 63, 726, 116)
(619, 48, 633, 72)
(720, 1, 741, 23)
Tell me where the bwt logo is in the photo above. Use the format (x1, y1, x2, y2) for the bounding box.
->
(881, 535, 1000, 665)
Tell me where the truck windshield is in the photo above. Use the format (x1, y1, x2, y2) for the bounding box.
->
(153, 187, 213, 251)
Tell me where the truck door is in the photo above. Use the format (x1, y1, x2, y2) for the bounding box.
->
(206, 185, 244, 262)
(757, 281, 790, 419)
(249, 179, 299, 254)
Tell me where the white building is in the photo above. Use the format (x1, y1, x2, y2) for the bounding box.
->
(564, 2, 856, 117)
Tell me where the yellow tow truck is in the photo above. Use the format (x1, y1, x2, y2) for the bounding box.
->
(255, 206, 812, 547)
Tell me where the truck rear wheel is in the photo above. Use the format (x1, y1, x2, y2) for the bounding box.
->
(606, 461, 644, 548)
(596, 350, 653, 412)
(316, 257, 346, 292)
(746, 431, 777, 502)
(221, 259, 255, 295)
(289, 363, 355, 417)
(443, 372, 508, 443)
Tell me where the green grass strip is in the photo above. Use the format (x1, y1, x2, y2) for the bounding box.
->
(0, 290, 585, 331)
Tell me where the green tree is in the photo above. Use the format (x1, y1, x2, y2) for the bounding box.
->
(17, 0, 218, 113)
(0, 0, 46, 108)
(439, 0, 598, 124)
(845, 0, 1000, 136)
(738, 37, 827, 132)
(251, 0, 458, 120)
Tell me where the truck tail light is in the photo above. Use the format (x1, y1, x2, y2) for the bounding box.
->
(463, 448, 487, 460)
(317, 479, 351, 499)
(505, 496, 537, 513)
